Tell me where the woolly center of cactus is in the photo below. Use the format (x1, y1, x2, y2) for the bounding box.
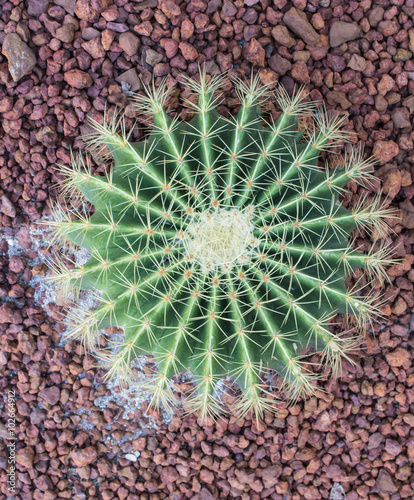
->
(184, 208, 256, 272)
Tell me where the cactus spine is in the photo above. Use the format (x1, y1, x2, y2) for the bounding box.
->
(45, 72, 395, 419)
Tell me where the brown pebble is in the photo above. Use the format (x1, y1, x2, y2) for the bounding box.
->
(119, 32, 140, 57)
(372, 140, 399, 165)
(64, 69, 93, 89)
(243, 38, 265, 67)
(71, 446, 98, 467)
(1, 195, 16, 218)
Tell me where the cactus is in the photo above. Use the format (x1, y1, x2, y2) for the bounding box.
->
(45, 72, 395, 420)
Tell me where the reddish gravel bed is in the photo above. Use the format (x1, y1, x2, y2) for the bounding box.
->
(1, 0, 414, 499)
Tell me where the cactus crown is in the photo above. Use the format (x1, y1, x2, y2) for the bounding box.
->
(45, 71, 395, 420)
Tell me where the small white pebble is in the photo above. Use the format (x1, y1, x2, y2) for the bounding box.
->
(125, 453, 138, 462)
(330, 483, 345, 500)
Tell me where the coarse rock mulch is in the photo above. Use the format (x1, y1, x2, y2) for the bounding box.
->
(0, 0, 414, 499)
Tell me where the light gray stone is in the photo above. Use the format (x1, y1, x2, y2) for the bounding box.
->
(1, 33, 36, 82)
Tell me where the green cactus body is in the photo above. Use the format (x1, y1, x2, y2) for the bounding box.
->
(46, 72, 395, 419)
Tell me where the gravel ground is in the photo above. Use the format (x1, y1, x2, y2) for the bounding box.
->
(1, 0, 414, 498)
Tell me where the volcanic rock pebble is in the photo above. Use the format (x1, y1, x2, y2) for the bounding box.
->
(145, 48, 164, 67)
(115, 68, 141, 92)
(376, 469, 398, 494)
(0, 195, 16, 218)
(372, 140, 399, 165)
(243, 38, 265, 67)
(268, 53, 291, 75)
(377, 74, 396, 96)
(38, 386, 60, 405)
(119, 32, 140, 57)
(71, 446, 98, 467)
(347, 54, 367, 72)
(55, 22, 76, 43)
(368, 7, 384, 27)
(271, 26, 296, 48)
(15, 447, 35, 468)
(391, 108, 411, 129)
(1, 33, 37, 82)
(64, 69, 93, 89)
(283, 7, 320, 46)
(329, 21, 361, 48)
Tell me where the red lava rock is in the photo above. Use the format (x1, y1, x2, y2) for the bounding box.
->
(28, 0, 49, 16)
(134, 21, 153, 37)
(1, 195, 16, 218)
(179, 42, 198, 62)
(119, 32, 140, 57)
(181, 18, 194, 40)
(39, 386, 60, 405)
(119, 466, 138, 482)
(378, 20, 399, 37)
(82, 37, 106, 58)
(268, 54, 291, 75)
(15, 447, 35, 468)
(243, 38, 265, 67)
(17, 227, 32, 249)
(160, 0, 181, 18)
(160, 38, 178, 58)
(377, 74, 396, 96)
(107, 21, 129, 33)
(326, 90, 351, 110)
(329, 21, 361, 48)
(262, 465, 282, 488)
(222, 0, 237, 17)
(9, 255, 26, 274)
(391, 108, 411, 129)
(400, 199, 414, 229)
(74, 0, 110, 22)
(291, 60, 310, 84)
(348, 54, 367, 72)
(145, 48, 163, 67)
(311, 12, 324, 30)
(71, 446, 98, 467)
(313, 410, 333, 431)
(0, 96, 13, 113)
(327, 54, 346, 72)
(385, 347, 410, 367)
(369, 6, 384, 27)
(0, 303, 22, 324)
(64, 69, 93, 89)
(2, 33, 37, 82)
(213, 445, 230, 457)
(381, 169, 402, 199)
(271, 26, 296, 48)
(34, 475, 54, 491)
(160, 465, 180, 484)
(326, 464, 345, 480)
(199, 468, 214, 483)
(368, 433, 384, 450)
(376, 469, 398, 494)
(372, 140, 399, 165)
(283, 7, 320, 46)
(385, 439, 402, 456)
(259, 68, 278, 87)
(56, 23, 76, 43)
